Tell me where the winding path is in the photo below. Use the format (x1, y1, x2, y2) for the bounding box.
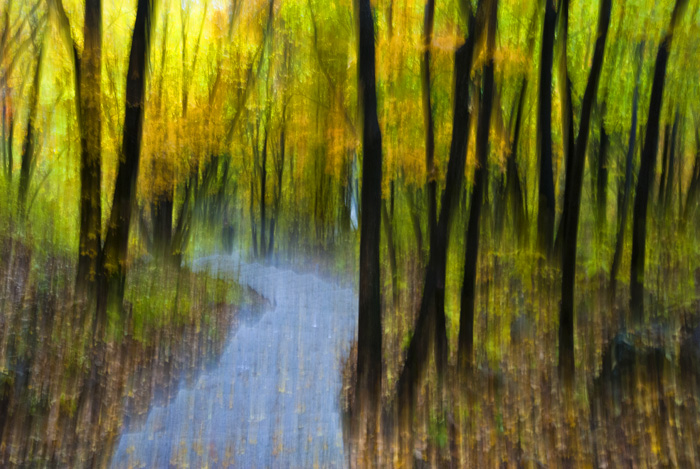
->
(111, 253, 357, 468)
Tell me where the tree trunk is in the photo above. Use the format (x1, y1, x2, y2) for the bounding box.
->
(250, 178, 258, 257)
(355, 0, 383, 424)
(457, 0, 497, 371)
(151, 190, 174, 261)
(77, 0, 103, 295)
(17, 43, 44, 219)
(630, 0, 686, 322)
(682, 128, 700, 225)
(536, 0, 557, 254)
(596, 117, 609, 231)
(664, 110, 680, 211)
(98, 0, 152, 326)
(507, 78, 528, 244)
(260, 128, 268, 259)
(610, 41, 644, 299)
(421, 0, 437, 248)
(558, 0, 611, 383)
(658, 123, 671, 209)
(395, 3, 478, 412)
(268, 127, 285, 256)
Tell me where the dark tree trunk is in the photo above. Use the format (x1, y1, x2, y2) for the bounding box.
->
(457, 0, 497, 371)
(382, 201, 399, 308)
(4, 104, 13, 183)
(664, 110, 680, 210)
(151, 191, 174, 261)
(553, 0, 575, 258)
(17, 43, 44, 219)
(98, 0, 152, 326)
(395, 4, 478, 412)
(76, 0, 103, 295)
(553, 75, 575, 257)
(536, 0, 557, 254)
(507, 79, 528, 244)
(658, 123, 671, 208)
(610, 41, 644, 298)
(630, 0, 686, 322)
(406, 185, 425, 260)
(260, 128, 268, 259)
(558, 0, 611, 383)
(250, 178, 258, 257)
(421, 0, 437, 248)
(682, 128, 700, 224)
(355, 0, 383, 417)
(268, 127, 285, 256)
(596, 117, 609, 231)
(2, 90, 12, 183)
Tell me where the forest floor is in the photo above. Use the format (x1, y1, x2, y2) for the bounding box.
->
(0, 236, 251, 466)
(342, 260, 700, 468)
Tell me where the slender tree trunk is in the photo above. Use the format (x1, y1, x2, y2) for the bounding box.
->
(559, 0, 611, 383)
(17, 43, 44, 219)
(77, 0, 103, 294)
(269, 127, 285, 255)
(664, 110, 680, 210)
(457, 0, 497, 371)
(596, 117, 609, 231)
(658, 123, 671, 208)
(98, 0, 153, 326)
(4, 105, 13, 183)
(260, 129, 268, 259)
(507, 78, 528, 244)
(421, 0, 437, 248)
(355, 0, 383, 429)
(536, 0, 557, 254)
(553, 0, 575, 258)
(382, 201, 399, 308)
(395, 3, 478, 413)
(2, 91, 9, 182)
(630, 0, 686, 322)
(151, 190, 174, 260)
(682, 128, 700, 225)
(250, 178, 258, 257)
(610, 42, 644, 298)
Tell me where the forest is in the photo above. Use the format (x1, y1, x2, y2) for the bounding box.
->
(1, 0, 700, 466)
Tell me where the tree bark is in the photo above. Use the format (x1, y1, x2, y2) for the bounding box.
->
(536, 0, 557, 255)
(663, 110, 680, 210)
(458, 0, 497, 371)
(76, 0, 103, 294)
(421, 0, 437, 248)
(356, 0, 383, 421)
(630, 0, 686, 322)
(395, 3, 478, 412)
(610, 41, 644, 299)
(17, 42, 44, 219)
(558, 0, 611, 383)
(98, 0, 153, 326)
(260, 128, 268, 259)
(596, 116, 609, 231)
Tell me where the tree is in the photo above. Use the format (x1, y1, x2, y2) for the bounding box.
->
(630, 0, 688, 322)
(16, 35, 44, 220)
(395, 0, 479, 413)
(355, 0, 383, 428)
(458, 0, 497, 370)
(536, 0, 556, 255)
(98, 0, 154, 325)
(558, 0, 612, 382)
(610, 41, 644, 299)
(421, 0, 437, 248)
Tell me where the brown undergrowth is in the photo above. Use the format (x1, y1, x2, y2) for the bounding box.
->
(0, 236, 252, 467)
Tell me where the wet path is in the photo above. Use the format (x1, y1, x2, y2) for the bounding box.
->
(111, 253, 357, 468)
